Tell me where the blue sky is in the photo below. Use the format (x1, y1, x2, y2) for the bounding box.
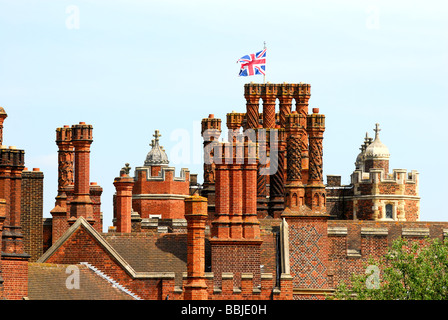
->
(0, 0, 447, 231)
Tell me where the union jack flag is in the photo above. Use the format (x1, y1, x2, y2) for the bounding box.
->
(237, 48, 266, 77)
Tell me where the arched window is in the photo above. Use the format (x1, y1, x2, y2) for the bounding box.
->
(313, 194, 320, 207)
(385, 204, 393, 219)
(292, 193, 298, 207)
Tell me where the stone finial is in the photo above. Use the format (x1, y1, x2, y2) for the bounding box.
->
(374, 123, 381, 139)
(120, 163, 131, 176)
(153, 130, 161, 143)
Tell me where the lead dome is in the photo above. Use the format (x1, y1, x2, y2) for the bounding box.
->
(144, 130, 169, 166)
(364, 123, 390, 160)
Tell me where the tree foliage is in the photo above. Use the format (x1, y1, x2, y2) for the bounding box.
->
(331, 237, 448, 300)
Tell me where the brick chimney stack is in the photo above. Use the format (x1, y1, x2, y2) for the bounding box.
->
(306, 108, 326, 213)
(0, 146, 27, 256)
(201, 114, 221, 188)
(261, 83, 278, 129)
(278, 83, 294, 127)
(69, 122, 95, 225)
(184, 195, 208, 300)
(226, 112, 245, 142)
(242, 141, 260, 239)
(294, 83, 311, 183)
(212, 143, 230, 239)
(50, 126, 74, 241)
(269, 127, 286, 218)
(211, 142, 262, 288)
(0, 131, 30, 299)
(55, 125, 74, 194)
(244, 83, 261, 129)
(284, 111, 305, 211)
(113, 164, 134, 233)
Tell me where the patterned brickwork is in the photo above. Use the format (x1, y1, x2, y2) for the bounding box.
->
(286, 134, 302, 182)
(288, 222, 328, 289)
(308, 136, 324, 183)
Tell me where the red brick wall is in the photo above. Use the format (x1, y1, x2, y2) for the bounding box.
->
(357, 183, 372, 195)
(21, 169, 44, 262)
(364, 159, 389, 173)
(132, 198, 186, 219)
(133, 169, 189, 195)
(1, 259, 28, 300)
(378, 182, 399, 194)
(405, 183, 417, 196)
(355, 199, 374, 219)
(132, 168, 189, 219)
(260, 231, 279, 275)
(210, 241, 261, 288)
(404, 199, 419, 221)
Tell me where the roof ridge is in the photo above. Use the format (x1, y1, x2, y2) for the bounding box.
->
(80, 262, 142, 300)
(37, 217, 138, 278)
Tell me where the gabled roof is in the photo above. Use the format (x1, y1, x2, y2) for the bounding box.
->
(37, 217, 176, 280)
(28, 263, 136, 300)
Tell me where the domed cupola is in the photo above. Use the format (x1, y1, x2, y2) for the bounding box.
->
(364, 123, 390, 161)
(144, 130, 169, 166)
(364, 123, 390, 173)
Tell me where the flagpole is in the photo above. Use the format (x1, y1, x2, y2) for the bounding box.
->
(263, 41, 266, 84)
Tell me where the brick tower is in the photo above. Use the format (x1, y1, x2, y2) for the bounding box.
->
(327, 124, 420, 221)
(131, 130, 190, 220)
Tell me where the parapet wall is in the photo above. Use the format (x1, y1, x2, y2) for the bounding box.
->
(351, 168, 419, 185)
(327, 220, 448, 288)
(168, 272, 293, 300)
(132, 166, 190, 220)
(134, 166, 190, 183)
